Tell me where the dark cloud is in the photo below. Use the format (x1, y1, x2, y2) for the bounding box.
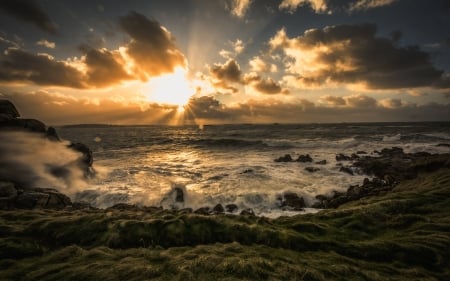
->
(243, 73, 283, 94)
(0, 0, 57, 34)
(79, 45, 132, 88)
(271, 23, 445, 89)
(0, 48, 86, 88)
(119, 11, 186, 78)
(344, 94, 377, 108)
(320, 95, 346, 106)
(210, 59, 242, 83)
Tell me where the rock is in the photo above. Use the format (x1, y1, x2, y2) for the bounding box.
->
(315, 160, 327, 165)
(194, 207, 210, 215)
(0, 100, 20, 118)
(339, 166, 354, 175)
(336, 154, 352, 161)
(296, 154, 313, 162)
(225, 204, 238, 213)
(380, 147, 404, 156)
(0, 181, 17, 198)
(178, 208, 193, 214)
(14, 187, 72, 209)
(173, 187, 184, 203)
(241, 169, 253, 174)
(437, 143, 450, 147)
(274, 154, 293, 162)
(357, 151, 367, 154)
(240, 208, 255, 216)
(71, 201, 95, 210)
(305, 167, 320, 173)
(281, 192, 305, 210)
(68, 142, 94, 167)
(351, 153, 360, 160)
(212, 204, 225, 214)
(107, 203, 141, 211)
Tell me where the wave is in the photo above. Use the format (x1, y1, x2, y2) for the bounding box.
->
(189, 138, 267, 149)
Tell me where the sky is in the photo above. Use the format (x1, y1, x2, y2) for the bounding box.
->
(0, 0, 449, 125)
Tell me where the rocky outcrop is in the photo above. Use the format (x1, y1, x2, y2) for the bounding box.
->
(279, 192, 305, 211)
(274, 154, 293, 162)
(296, 154, 313, 162)
(305, 167, 320, 173)
(0, 181, 72, 210)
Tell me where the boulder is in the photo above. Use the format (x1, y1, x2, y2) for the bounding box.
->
(281, 192, 305, 210)
(339, 166, 354, 175)
(336, 154, 352, 161)
(194, 207, 210, 215)
(14, 187, 72, 209)
(225, 204, 238, 213)
(274, 154, 293, 162)
(240, 208, 255, 216)
(173, 187, 184, 203)
(305, 167, 320, 173)
(315, 160, 327, 165)
(296, 154, 313, 162)
(212, 204, 225, 214)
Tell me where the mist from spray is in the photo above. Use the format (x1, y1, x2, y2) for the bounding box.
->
(0, 131, 89, 195)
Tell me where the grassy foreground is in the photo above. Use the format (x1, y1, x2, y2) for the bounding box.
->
(1, 169, 450, 280)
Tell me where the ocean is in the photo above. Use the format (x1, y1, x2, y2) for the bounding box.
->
(57, 122, 450, 217)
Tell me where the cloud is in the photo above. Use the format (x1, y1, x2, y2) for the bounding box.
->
(349, 0, 399, 11)
(243, 72, 285, 94)
(118, 11, 186, 79)
(320, 95, 346, 106)
(249, 56, 277, 73)
(279, 0, 328, 14)
(344, 94, 377, 108)
(79, 45, 131, 88)
(219, 39, 245, 59)
(210, 59, 242, 85)
(270, 23, 445, 90)
(0, 0, 57, 34)
(36, 39, 55, 49)
(228, 0, 253, 18)
(379, 98, 403, 108)
(0, 12, 189, 89)
(0, 48, 86, 88)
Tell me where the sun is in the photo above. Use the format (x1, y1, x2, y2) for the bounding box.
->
(143, 67, 194, 107)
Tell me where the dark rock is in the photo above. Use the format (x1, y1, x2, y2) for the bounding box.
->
(107, 203, 140, 211)
(305, 167, 320, 173)
(0, 181, 17, 198)
(212, 204, 225, 214)
(68, 142, 94, 167)
(380, 147, 404, 156)
(274, 154, 293, 162)
(357, 151, 367, 154)
(225, 204, 238, 213)
(241, 169, 253, 174)
(174, 187, 184, 203)
(296, 154, 313, 162)
(178, 208, 193, 214)
(281, 192, 305, 210)
(240, 208, 255, 216)
(13, 187, 72, 209)
(336, 154, 352, 161)
(0, 100, 20, 118)
(339, 166, 354, 175)
(194, 207, 210, 215)
(315, 160, 327, 165)
(437, 143, 450, 147)
(351, 153, 360, 160)
(71, 201, 95, 210)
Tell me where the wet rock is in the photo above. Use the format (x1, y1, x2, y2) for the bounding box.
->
(339, 166, 354, 175)
(178, 208, 193, 214)
(336, 154, 352, 161)
(305, 167, 320, 173)
(357, 151, 367, 154)
(315, 160, 327, 165)
(14, 187, 72, 209)
(107, 203, 140, 211)
(437, 143, 450, 147)
(351, 153, 360, 160)
(281, 192, 305, 210)
(225, 204, 238, 213)
(70, 201, 95, 210)
(296, 154, 313, 163)
(212, 204, 225, 214)
(174, 187, 184, 203)
(274, 154, 293, 162)
(194, 207, 210, 215)
(240, 208, 255, 216)
(241, 169, 253, 174)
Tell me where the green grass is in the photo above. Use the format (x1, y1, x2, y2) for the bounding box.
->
(1, 168, 450, 280)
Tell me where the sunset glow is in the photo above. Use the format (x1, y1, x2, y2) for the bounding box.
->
(143, 67, 194, 107)
(0, 0, 448, 125)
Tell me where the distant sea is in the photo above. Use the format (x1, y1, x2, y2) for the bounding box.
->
(57, 122, 450, 217)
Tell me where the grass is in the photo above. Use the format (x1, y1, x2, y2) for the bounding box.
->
(1, 167, 450, 280)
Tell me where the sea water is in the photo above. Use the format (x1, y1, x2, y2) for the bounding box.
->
(57, 122, 450, 217)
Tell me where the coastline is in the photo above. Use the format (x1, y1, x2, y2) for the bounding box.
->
(1, 151, 449, 280)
